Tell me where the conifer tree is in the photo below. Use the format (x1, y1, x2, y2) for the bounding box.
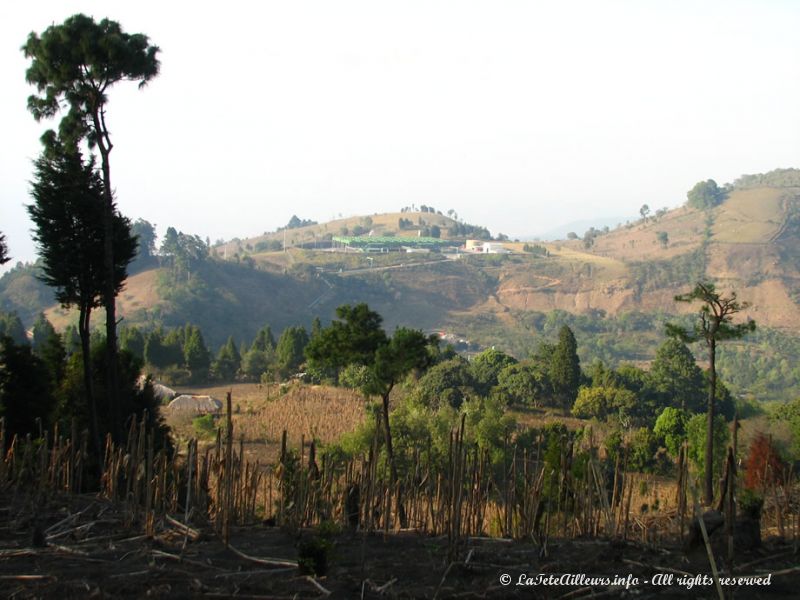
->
(213, 336, 241, 381)
(28, 143, 136, 450)
(667, 282, 755, 504)
(24, 14, 160, 434)
(550, 325, 581, 413)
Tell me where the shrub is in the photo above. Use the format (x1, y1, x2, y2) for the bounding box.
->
(653, 407, 688, 457)
(627, 427, 665, 473)
(686, 413, 729, 477)
(738, 488, 764, 520)
(297, 535, 332, 576)
(744, 432, 787, 492)
(572, 386, 636, 420)
(192, 414, 217, 438)
(338, 363, 372, 390)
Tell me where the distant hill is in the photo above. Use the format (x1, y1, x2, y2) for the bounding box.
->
(4, 171, 800, 399)
(6, 180, 800, 339)
(0, 262, 55, 325)
(215, 210, 491, 259)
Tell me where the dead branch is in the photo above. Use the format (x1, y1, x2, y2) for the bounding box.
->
(226, 542, 298, 568)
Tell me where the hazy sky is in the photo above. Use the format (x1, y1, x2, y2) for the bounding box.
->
(2, 1, 798, 269)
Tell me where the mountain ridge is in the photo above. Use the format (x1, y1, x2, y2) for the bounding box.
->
(4, 175, 800, 351)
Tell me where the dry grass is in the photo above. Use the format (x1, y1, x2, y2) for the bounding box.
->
(581, 205, 705, 262)
(45, 269, 163, 331)
(508, 406, 590, 432)
(712, 188, 785, 243)
(238, 384, 366, 461)
(166, 382, 367, 465)
(4, 401, 799, 573)
(546, 245, 629, 278)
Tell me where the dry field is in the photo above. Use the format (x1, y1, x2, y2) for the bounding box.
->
(166, 382, 368, 466)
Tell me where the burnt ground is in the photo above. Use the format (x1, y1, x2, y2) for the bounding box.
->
(0, 491, 798, 599)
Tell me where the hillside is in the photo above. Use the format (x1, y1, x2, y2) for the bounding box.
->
(7, 184, 800, 339)
(215, 210, 483, 258)
(560, 184, 800, 329)
(4, 173, 800, 398)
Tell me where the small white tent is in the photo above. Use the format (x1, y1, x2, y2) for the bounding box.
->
(137, 376, 176, 402)
(152, 383, 177, 402)
(167, 395, 222, 414)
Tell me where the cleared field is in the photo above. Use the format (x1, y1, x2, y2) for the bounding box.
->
(586, 206, 705, 262)
(545, 245, 629, 279)
(712, 188, 786, 243)
(165, 382, 368, 465)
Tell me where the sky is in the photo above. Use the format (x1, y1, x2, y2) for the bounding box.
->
(2, 1, 799, 269)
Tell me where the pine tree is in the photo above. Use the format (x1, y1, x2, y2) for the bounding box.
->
(0, 232, 9, 265)
(213, 336, 241, 381)
(251, 325, 276, 352)
(667, 282, 755, 504)
(550, 325, 581, 413)
(183, 326, 210, 381)
(0, 313, 27, 346)
(119, 326, 145, 361)
(31, 313, 65, 387)
(649, 338, 705, 413)
(0, 337, 56, 441)
(276, 326, 309, 376)
(24, 14, 160, 431)
(28, 143, 136, 450)
(310, 317, 322, 340)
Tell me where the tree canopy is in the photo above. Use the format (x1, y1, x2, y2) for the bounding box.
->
(0, 337, 56, 442)
(23, 14, 159, 147)
(470, 348, 517, 396)
(27, 146, 136, 312)
(305, 304, 387, 372)
(686, 179, 725, 210)
(24, 14, 160, 434)
(27, 143, 136, 451)
(649, 338, 705, 412)
(276, 326, 309, 376)
(131, 219, 157, 268)
(411, 357, 475, 409)
(0, 232, 9, 265)
(550, 325, 581, 411)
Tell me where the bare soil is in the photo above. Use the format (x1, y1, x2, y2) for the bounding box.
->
(2, 491, 798, 599)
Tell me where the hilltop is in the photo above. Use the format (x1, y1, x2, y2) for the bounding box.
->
(3, 170, 800, 398)
(553, 177, 800, 329)
(215, 209, 489, 259)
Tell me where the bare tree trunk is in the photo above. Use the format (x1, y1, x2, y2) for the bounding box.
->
(381, 392, 407, 527)
(92, 107, 120, 442)
(78, 303, 100, 456)
(705, 338, 716, 506)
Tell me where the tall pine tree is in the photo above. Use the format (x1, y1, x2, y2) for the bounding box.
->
(28, 143, 136, 451)
(550, 325, 581, 413)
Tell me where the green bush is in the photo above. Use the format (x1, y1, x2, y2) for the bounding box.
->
(627, 427, 662, 473)
(653, 407, 688, 457)
(737, 488, 764, 520)
(605, 427, 670, 474)
(571, 386, 636, 420)
(686, 412, 729, 477)
(338, 363, 373, 390)
(192, 414, 217, 438)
